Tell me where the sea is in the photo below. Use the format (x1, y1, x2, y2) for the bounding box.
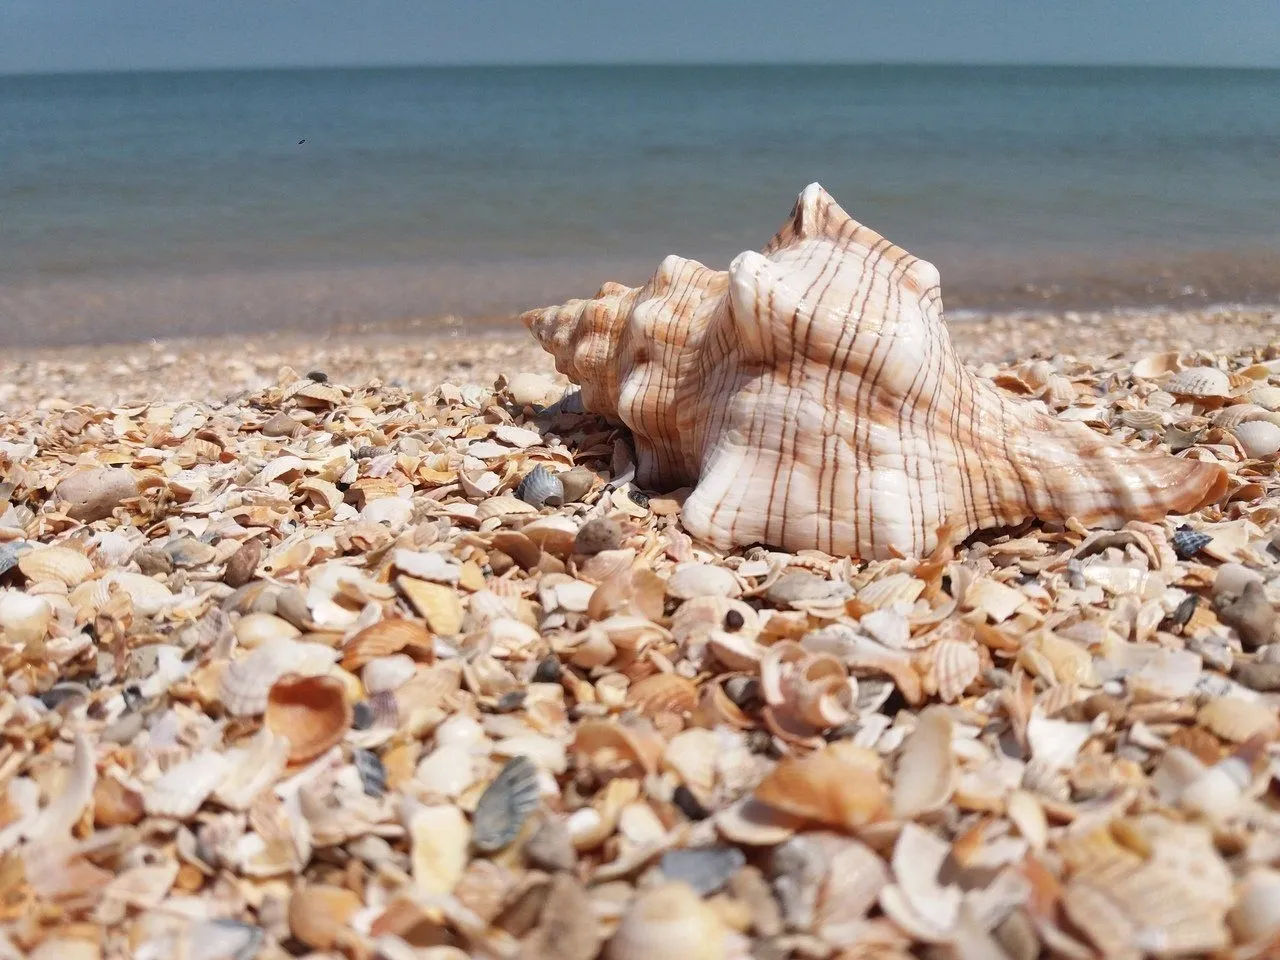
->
(2, 64, 1279, 347)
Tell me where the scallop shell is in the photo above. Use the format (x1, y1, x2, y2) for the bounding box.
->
(1233, 419, 1280, 459)
(1248, 385, 1280, 411)
(144, 751, 231, 819)
(1212, 403, 1268, 429)
(515, 465, 565, 508)
(753, 740, 889, 830)
(1117, 408, 1165, 431)
(604, 882, 728, 960)
(288, 883, 361, 951)
(70, 570, 173, 617)
(471, 755, 541, 853)
(341, 617, 430, 670)
(17, 546, 94, 587)
(264, 673, 352, 763)
(931, 636, 981, 703)
(857, 572, 926, 611)
(1166, 366, 1231, 400)
(219, 638, 320, 717)
(522, 183, 1226, 559)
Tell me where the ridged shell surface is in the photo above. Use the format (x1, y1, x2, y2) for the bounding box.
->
(522, 183, 1227, 559)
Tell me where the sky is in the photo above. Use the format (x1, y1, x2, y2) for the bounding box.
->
(3, 0, 1280, 74)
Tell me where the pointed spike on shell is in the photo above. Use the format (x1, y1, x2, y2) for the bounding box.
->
(520, 184, 1228, 559)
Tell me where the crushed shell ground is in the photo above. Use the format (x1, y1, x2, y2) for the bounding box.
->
(1, 307, 1280, 959)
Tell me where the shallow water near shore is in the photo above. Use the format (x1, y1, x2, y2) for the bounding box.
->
(3, 63, 1280, 346)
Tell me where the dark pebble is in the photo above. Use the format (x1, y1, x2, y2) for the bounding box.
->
(672, 785, 711, 821)
(723, 608, 745, 632)
(351, 701, 376, 730)
(532, 655, 562, 684)
(1234, 660, 1280, 692)
(628, 488, 650, 509)
(305, 370, 329, 383)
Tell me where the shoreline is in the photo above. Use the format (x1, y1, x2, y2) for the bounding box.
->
(2, 303, 1278, 414)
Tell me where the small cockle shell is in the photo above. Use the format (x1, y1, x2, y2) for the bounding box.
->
(1214, 403, 1269, 429)
(471, 755, 541, 853)
(515, 465, 565, 508)
(341, 617, 431, 670)
(1166, 366, 1231, 400)
(18, 546, 94, 587)
(754, 741, 888, 831)
(522, 183, 1225, 559)
(71, 569, 173, 617)
(233, 612, 300, 649)
(1117, 409, 1165, 431)
(930, 636, 981, 703)
(660, 846, 746, 896)
(1248, 384, 1280, 410)
(605, 882, 729, 960)
(264, 673, 352, 763)
(1232, 420, 1280, 459)
(625, 672, 698, 718)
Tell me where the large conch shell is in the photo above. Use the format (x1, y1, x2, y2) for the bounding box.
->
(522, 184, 1226, 559)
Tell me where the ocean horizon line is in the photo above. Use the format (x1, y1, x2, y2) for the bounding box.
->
(6, 60, 1280, 80)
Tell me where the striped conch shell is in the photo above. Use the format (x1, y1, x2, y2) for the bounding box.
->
(522, 184, 1227, 559)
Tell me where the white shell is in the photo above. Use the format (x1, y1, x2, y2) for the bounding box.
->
(1229, 868, 1280, 943)
(0, 590, 53, 645)
(1232, 419, 1280, 459)
(17, 546, 94, 587)
(362, 654, 418, 694)
(1166, 366, 1231, 399)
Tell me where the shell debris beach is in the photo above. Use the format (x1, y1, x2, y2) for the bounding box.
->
(5, 194, 1280, 959)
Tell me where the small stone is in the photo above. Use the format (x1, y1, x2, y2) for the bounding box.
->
(351, 701, 376, 730)
(628, 487, 650, 509)
(133, 545, 173, 576)
(558, 466, 597, 503)
(1217, 580, 1275, 650)
(672, 785, 711, 821)
(523, 814, 577, 871)
(574, 517, 622, 556)
(223, 539, 262, 588)
(1233, 660, 1280, 692)
(532, 655, 562, 684)
(260, 411, 301, 437)
(305, 369, 329, 382)
(54, 467, 139, 522)
(764, 571, 838, 608)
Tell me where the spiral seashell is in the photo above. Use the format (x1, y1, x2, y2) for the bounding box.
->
(17, 546, 94, 587)
(515, 464, 565, 508)
(523, 183, 1226, 559)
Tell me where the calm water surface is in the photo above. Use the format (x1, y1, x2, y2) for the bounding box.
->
(2, 65, 1279, 345)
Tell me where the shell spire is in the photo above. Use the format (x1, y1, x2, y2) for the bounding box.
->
(521, 183, 1227, 559)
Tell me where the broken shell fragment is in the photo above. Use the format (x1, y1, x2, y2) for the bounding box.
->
(471, 755, 541, 853)
(604, 882, 728, 960)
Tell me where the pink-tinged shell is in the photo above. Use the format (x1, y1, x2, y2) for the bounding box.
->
(522, 183, 1227, 559)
